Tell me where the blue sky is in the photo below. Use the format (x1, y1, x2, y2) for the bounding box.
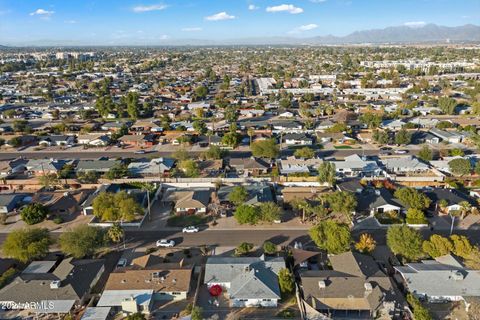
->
(0, 0, 479, 45)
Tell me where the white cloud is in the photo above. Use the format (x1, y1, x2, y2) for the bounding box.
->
(404, 21, 426, 28)
(159, 34, 170, 40)
(248, 4, 259, 10)
(132, 4, 167, 13)
(64, 20, 77, 24)
(266, 4, 303, 14)
(289, 23, 318, 34)
(182, 27, 202, 32)
(205, 11, 235, 21)
(30, 8, 54, 17)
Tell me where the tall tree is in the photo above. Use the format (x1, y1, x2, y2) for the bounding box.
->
(317, 162, 336, 186)
(309, 221, 351, 254)
(387, 225, 424, 261)
(59, 225, 104, 258)
(2, 228, 52, 263)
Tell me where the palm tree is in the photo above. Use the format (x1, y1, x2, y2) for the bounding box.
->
(247, 127, 255, 146)
(292, 199, 312, 222)
(459, 201, 472, 219)
(107, 223, 124, 243)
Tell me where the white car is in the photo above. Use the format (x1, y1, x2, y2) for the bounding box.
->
(394, 150, 408, 154)
(182, 226, 199, 233)
(156, 239, 175, 247)
(116, 258, 127, 268)
(134, 150, 146, 154)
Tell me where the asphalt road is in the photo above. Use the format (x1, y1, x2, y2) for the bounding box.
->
(0, 148, 420, 160)
(1, 228, 478, 250)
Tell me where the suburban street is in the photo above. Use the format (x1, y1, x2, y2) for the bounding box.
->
(0, 147, 428, 160)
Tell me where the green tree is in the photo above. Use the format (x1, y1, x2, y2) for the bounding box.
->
(263, 241, 277, 255)
(394, 187, 431, 210)
(322, 191, 357, 222)
(386, 225, 424, 261)
(359, 112, 382, 129)
(258, 202, 282, 223)
(77, 171, 99, 184)
(92, 191, 143, 222)
(235, 242, 254, 256)
(418, 145, 433, 162)
(234, 205, 259, 225)
(372, 129, 389, 144)
(126, 313, 146, 320)
(450, 235, 473, 258)
(195, 86, 208, 99)
(105, 164, 129, 180)
(228, 186, 249, 206)
(407, 293, 433, 320)
(172, 148, 189, 161)
(221, 132, 239, 148)
(191, 306, 203, 320)
(178, 159, 200, 177)
(59, 225, 104, 258)
(438, 96, 457, 115)
(294, 147, 315, 159)
(38, 173, 59, 189)
(124, 92, 140, 119)
(448, 158, 471, 176)
(204, 145, 225, 160)
(107, 223, 124, 243)
(309, 221, 351, 254)
(422, 235, 453, 258)
(193, 120, 207, 135)
(278, 268, 295, 296)
(20, 203, 49, 225)
(449, 148, 465, 157)
(2, 228, 52, 263)
(406, 208, 428, 225)
(251, 139, 279, 159)
(317, 161, 336, 186)
(394, 128, 412, 145)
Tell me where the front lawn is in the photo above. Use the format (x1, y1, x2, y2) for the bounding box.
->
(167, 214, 209, 227)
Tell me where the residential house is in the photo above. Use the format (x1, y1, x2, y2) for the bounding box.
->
(197, 159, 224, 177)
(300, 251, 405, 319)
(161, 188, 212, 214)
(430, 128, 464, 144)
(229, 158, 269, 176)
(128, 158, 175, 177)
(381, 119, 405, 131)
(283, 133, 313, 146)
(0, 158, 28, 178)
(31, 190, 92, 217)
(118, 134, 156, 148)
(39, 135, 75, 147)
(0, 258, 104, 314)
(77, 134, 110, 146)
(281, 186, 331, 207)
(356, 188, 404, 216)
(130, 119, 163, 134)
(278, 157, 323, 175)
(424, 188, 477, 214)
(204, 256, 285, 308)
(0, 194, 25, 214)
(100, 121, 130, 132)
(331, 154, 382, 178)
(82, 184, 148, 216)
(76, 159, 122, 174)
(97, 256, 192, 316)
(217, 184, 274, 206)
(380, 156, 430, 175)
(395, 254, 480, 303)
(25, 159, 67, 176)
(411, 131, 441, 144)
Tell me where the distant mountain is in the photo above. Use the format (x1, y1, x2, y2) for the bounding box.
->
(309, 24, 480, 44)
(2, 24, 479, 47)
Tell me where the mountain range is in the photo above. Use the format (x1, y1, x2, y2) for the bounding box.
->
(1, 24, 480, 47)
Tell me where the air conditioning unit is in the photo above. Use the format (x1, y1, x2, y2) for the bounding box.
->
(50, 280, 61, 289)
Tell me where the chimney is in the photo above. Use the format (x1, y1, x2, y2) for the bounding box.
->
(364, 282, 373, 292)
(318, 280, 326, 289)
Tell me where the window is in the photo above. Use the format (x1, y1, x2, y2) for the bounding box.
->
(262, 299, 271, 302)
(172, 292, 182, 295)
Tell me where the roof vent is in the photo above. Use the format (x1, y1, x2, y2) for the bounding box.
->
(50, 280, 61, 289)
(452, 271, 464, 281)
(318, 280, 326, 289)
(244, 266, 251, 272)
(364, 282, 373, 291)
